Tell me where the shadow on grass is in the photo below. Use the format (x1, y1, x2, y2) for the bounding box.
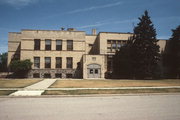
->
(42, 88, 180, 95)
(0, 90, 16, 96)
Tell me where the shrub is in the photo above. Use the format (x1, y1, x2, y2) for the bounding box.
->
(9, 59, 32, 78)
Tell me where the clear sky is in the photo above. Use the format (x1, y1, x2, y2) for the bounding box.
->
(0, 0, 180, 53)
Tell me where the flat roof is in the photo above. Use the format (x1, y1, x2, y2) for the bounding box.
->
(99, 32, 134, 34)
(21, 29, 85, 32)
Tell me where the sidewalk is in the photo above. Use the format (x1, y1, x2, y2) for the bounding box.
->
(9, 79, 57, 96)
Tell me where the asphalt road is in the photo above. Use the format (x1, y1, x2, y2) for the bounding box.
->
(0, 94, 180, 120)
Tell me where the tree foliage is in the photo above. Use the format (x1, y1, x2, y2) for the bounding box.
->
(131, 10, 160, 79)
(113, 11, 161, 79)
(10, 59, 32, 78)
(113, 40, 133, 78)
(163, 25, 180, 78)
(0, 52, 8, 72)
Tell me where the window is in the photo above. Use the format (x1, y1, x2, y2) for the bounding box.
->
(45, 39, 51, 50)
(117, 43, 121, 49)
(107, 40, 127, 52)
(90, 69, 93, 74)
(45, 57, 51, 68)
(95, 69, 98, 74)
(44, 73, 51, 78)
(107, 40, 111, 44)
(33, 73, 40, 78)
(89, 44, 93, 47)
(107, 55, 113, 71)
(112, 41, 116, 49)
(66, 57, 73, 68)
(66, 74, 72, 78)
(34, 57, 40, 68)
(67, 40, 73, 51)
(34, 39, 40, 50)
(55, 73, 62, 78)
(56, 57, 62, 68)
(56, 40, 62, 51)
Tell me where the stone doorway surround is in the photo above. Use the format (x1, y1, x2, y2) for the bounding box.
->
(83, 54, 106, 79)
(87, 64, 101, 78)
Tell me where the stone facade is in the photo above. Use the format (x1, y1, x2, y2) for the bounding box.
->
(8, 29, 167, 79)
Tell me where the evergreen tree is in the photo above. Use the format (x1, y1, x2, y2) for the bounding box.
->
(163, 25, 180, 78)
(131, 10, 160, 79)
(0, 52, 8, 72)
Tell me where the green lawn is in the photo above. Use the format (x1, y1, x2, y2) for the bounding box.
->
(0, 79, 42, 88)
(50, 79, 180, 88)
(43, 88, 180, 95)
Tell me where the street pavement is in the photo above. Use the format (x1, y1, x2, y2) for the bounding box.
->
(0, 94, 180, 120)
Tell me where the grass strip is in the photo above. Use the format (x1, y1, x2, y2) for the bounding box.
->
(0, 79, 42, 88)
(50, 79, 180, 88)
(42, 88, 180, 95)
(0, 90, 16, 96)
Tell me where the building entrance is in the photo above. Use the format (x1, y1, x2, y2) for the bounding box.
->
(87, 64, 101, 78)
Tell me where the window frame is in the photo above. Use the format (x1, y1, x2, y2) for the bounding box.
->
(34, 57, 40, 69)
(67, 40, 73, 51)
(56, 40, 62, 51)
(56, 57, 62, 68)
(34, 39, 40, 50)
(45, 57, 51, 68)
(45, 39, 51, 50)
(66, 57, 73, 68)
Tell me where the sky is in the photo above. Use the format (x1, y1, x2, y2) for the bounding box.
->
(0, 0, 180, 53)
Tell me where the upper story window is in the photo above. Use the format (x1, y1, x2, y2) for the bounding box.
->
(56, 40, 62, 51)
(112, 41, 116, 49)
(45, 39, 51, 50)
(45, 57, 51, 68)
(67, 40, 73, 51)
(34, 39, 40, 50)
(34, 57, 40, 69)
(107, 40, 127, 52)
(66, 57, 73, 68)
(56, 57, 62, 68)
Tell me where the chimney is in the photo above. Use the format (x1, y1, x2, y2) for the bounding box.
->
(92, 29, 97, 35)
(61, 27, 65, 31)
(67, 28, 76, 31)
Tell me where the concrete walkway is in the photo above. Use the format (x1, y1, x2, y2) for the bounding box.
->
(9, 79, 56, 96)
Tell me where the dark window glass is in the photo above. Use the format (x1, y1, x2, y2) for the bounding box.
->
(56, 57, 62, 68)
(56, 40, 62, 51)
(107, 55, 113, 71)
(95, 69, 98, 74)
(33, 73, 40, 78)
(55, 73, 62, 78)
(107, 40, 111, 44)
(34, 57, 40, 68)
(45, 39, 51, 50)
(66, 57, 73, 68)
(66, 74, 72, 78)
(34, 39, 40, 50)
(44, 73, 51, 78)
(90, 69, 93, 74)
(45, 57, 51, 68)
(67, 40, 73, 51)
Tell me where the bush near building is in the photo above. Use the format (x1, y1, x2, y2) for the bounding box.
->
(9, 59, 32, 78)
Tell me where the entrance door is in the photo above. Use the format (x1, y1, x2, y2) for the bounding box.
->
(87, 64, 101, 78)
